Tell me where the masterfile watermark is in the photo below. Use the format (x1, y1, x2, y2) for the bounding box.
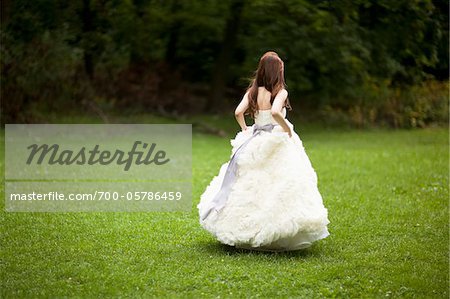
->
(26, 141, 170, 171)
(5, 124, 192, 212)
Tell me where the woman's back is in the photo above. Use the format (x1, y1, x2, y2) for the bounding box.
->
(257, 87, 273, 110)
(254, 87, 286, 126)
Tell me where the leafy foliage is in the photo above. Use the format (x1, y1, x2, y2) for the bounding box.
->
(1, 0, 448, 126)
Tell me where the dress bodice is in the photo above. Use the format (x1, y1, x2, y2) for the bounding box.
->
(254, 107, 287, 126)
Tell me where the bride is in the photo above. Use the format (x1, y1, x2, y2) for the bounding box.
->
(198, 51, 330, 251)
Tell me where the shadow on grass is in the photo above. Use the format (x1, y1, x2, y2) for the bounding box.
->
(196, 240, 323, 259)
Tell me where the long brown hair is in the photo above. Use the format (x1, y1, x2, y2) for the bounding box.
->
(246, 51, 292, 118)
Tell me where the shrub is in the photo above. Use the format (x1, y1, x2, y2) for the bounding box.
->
(320, 80, 449, 128)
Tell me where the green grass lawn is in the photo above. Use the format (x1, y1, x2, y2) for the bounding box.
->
(1, 119, 448, 298)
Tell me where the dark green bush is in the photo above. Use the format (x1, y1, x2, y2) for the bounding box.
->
(319, 80, 449, 128)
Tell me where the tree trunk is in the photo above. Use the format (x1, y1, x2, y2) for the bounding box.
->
(208, 0, 245, 112)
(81, 0, 94, 79)
(165, 0, 182, 69)
(1, 0, 10, 25)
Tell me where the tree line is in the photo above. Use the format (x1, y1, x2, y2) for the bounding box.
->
(1, 0, 448, 127)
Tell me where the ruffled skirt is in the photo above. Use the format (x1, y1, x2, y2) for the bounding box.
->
(197, 121, 330, 251)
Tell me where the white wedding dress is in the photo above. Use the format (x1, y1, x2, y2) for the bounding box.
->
(197, 108, 330, 251)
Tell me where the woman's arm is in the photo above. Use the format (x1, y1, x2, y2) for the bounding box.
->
(271, 89, 292, 137)
(234, 91, 249, 131)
